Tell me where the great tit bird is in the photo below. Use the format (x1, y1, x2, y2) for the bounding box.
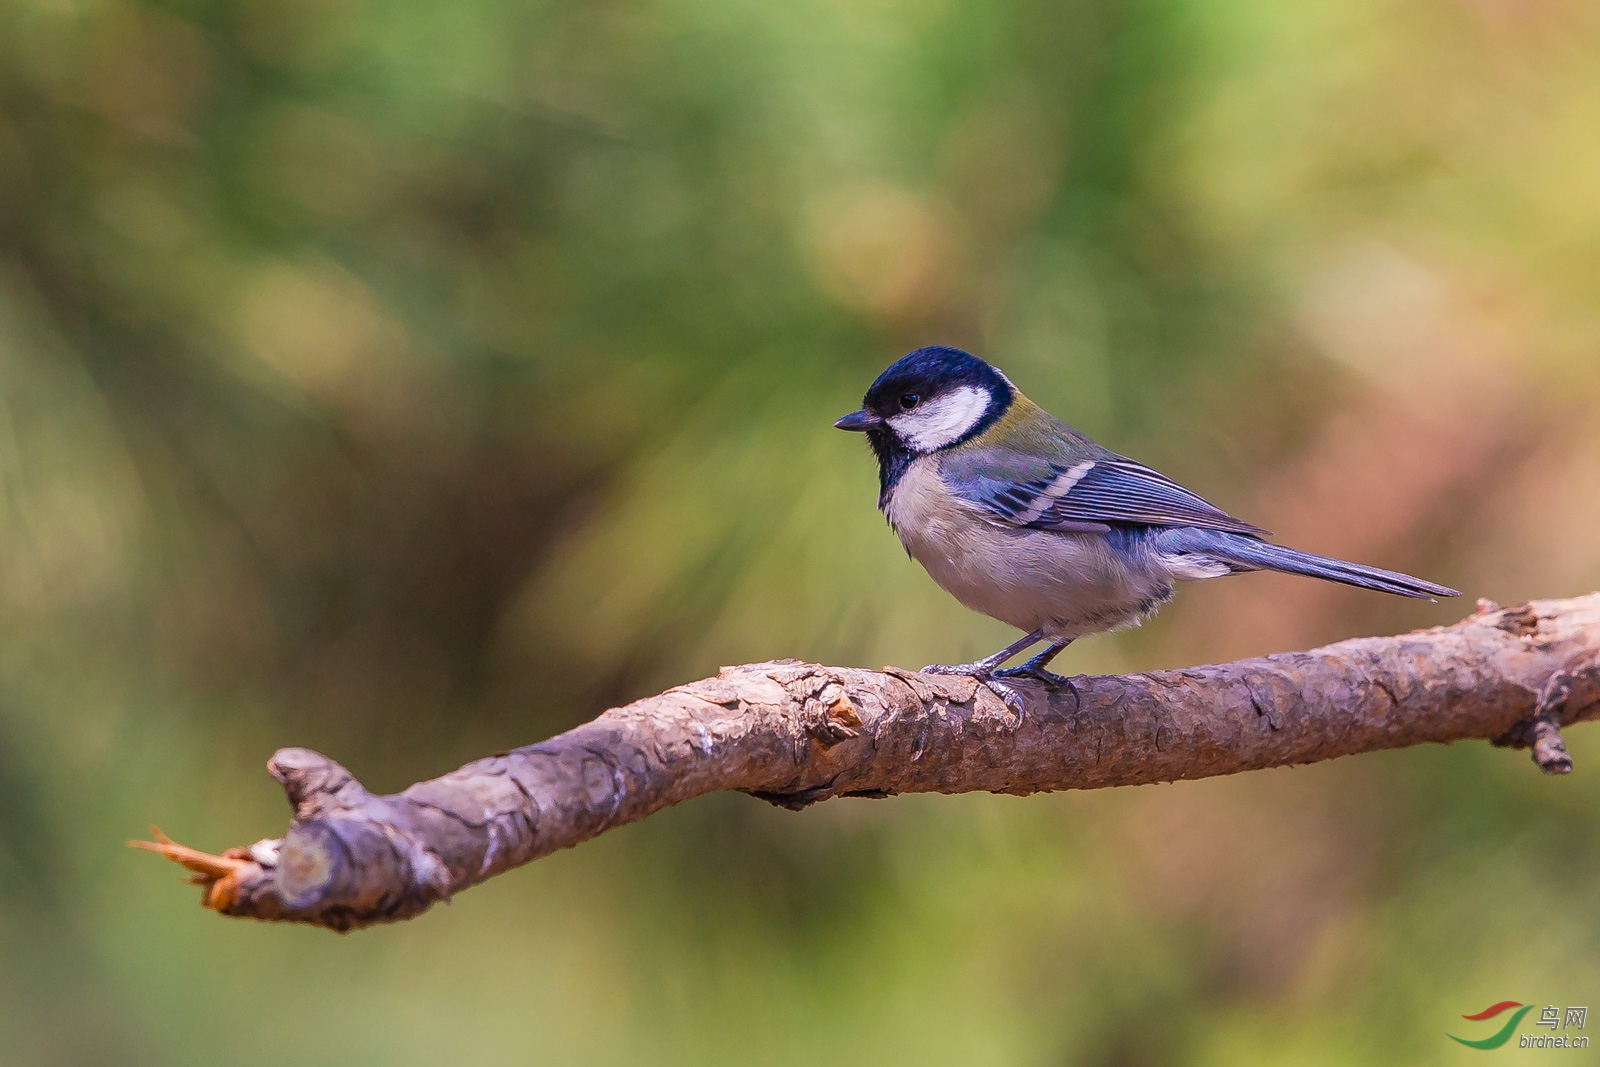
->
(835, 346, 1458, 702)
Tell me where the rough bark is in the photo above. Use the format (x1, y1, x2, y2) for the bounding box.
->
(134, 595, 1600, 932)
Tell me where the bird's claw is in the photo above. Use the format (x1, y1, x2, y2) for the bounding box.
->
(991, 666, 1081, 715)
(984, 678, 1028, 717)
(919, 662, 1029, 721)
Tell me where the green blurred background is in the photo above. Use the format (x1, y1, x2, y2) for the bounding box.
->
(2, 0, 1599, 1062)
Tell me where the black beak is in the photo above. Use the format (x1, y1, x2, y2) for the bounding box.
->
(833, 409, 881, 432)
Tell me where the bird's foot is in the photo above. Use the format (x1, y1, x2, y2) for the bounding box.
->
(919, 661, 1027, 718)
(990, 665, 1080, 718)
(983, 678, 1028, 718)
(915, 631, 1049, 693)
(990, 665, 1073, 687)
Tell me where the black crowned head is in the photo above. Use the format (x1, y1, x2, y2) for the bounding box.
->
(834, 346, 1014, 499)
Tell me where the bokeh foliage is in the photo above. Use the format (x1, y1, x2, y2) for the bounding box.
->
(2, 0, 1599, 1062)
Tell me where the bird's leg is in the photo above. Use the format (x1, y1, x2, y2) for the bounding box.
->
(921, 630, 1050, 718)
(982, 639, 1078, 720)
(920, 630, 1044, 679)
(991, 638, 1074, 686)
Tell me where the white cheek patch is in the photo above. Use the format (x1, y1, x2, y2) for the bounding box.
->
(887, 385, 991, 452)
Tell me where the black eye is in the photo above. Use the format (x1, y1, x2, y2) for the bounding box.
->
(899, 393, 920, 411)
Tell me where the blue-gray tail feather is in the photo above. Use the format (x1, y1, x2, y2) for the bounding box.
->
(1153, 528, 1459, 600)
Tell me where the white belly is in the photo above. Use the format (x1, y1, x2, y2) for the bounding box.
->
(882, 457, 1173, 638)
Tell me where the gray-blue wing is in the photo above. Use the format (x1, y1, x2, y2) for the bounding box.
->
(954, 455, 1268, 536)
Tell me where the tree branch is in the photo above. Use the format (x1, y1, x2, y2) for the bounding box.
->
(134, 594, 1600, 932)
